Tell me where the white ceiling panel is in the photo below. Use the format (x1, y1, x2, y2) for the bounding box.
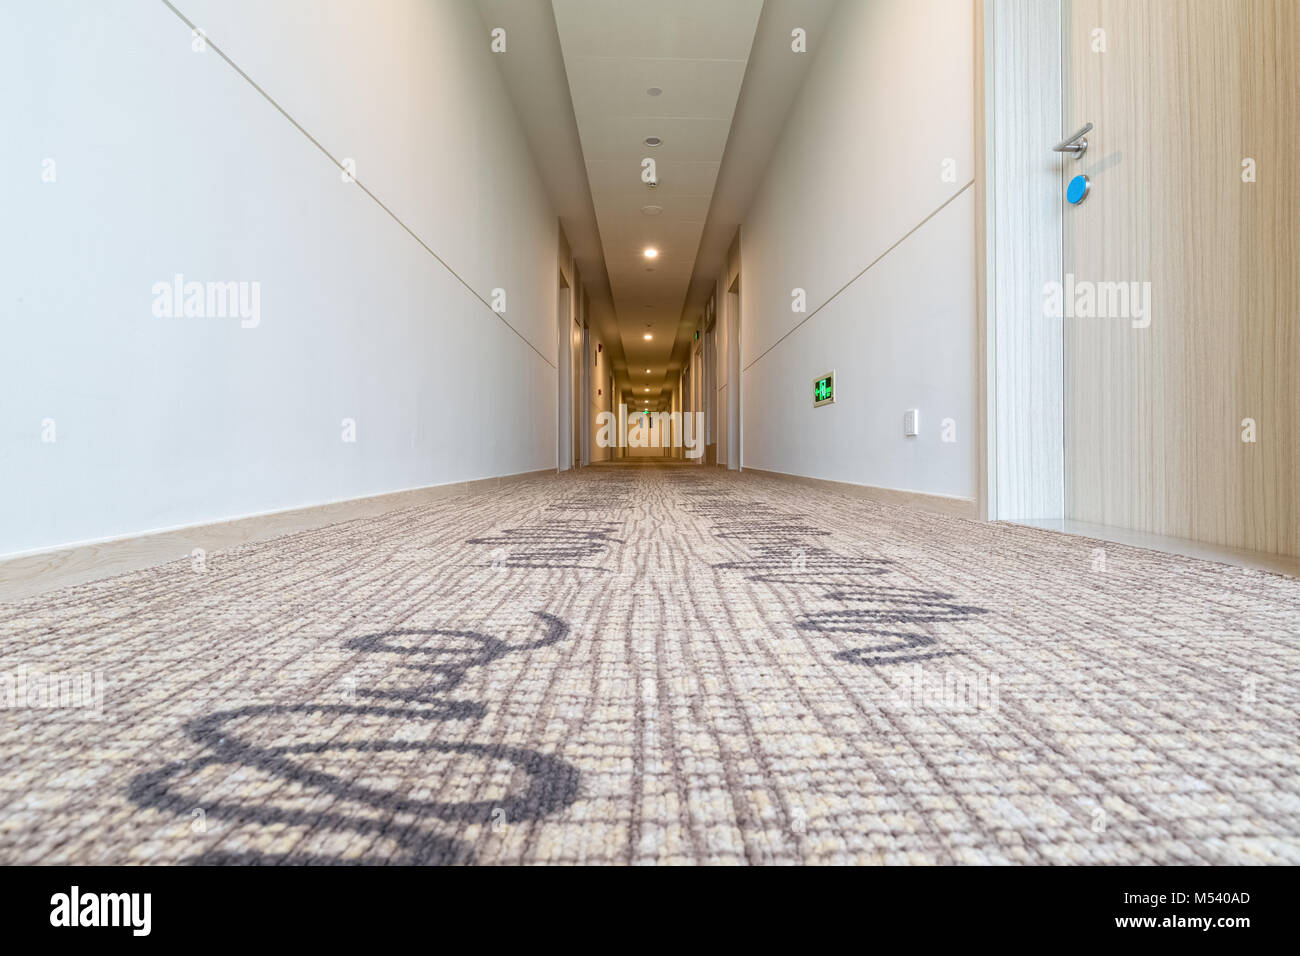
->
(584, 159, 719, 198)
(552, 0, 763, 59)
(574, 115, 734, 162)
(564, 57, 749, 120)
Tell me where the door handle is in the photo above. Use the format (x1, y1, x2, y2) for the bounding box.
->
(1052, 122, 1093, 158)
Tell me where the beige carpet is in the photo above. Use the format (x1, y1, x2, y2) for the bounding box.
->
(1, 462, 1298, 864)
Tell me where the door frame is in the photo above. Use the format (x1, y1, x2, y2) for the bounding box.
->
(975, 0, 1066, 522)
(725, 275, 742, 471)
(703, 294, 718, 465)
(578, 321, 590, 467)
(556, 271, 573, 472)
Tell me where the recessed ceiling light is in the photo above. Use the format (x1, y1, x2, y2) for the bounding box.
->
(644, 136, 662, 147)
(641, 204, 662, 216)
(646, 87, 662, 96)
(643, 248, 658, 258)
(643, 333, 653, 340)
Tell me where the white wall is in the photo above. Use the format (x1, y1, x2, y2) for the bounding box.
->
(0, 0, 559, 556)
(737, 0, 975, 500)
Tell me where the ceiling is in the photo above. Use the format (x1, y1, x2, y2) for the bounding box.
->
(552, 0, 762, 409)
(477, 0, 837, 410)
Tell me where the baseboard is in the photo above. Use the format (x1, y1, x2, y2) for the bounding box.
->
(743, 468, 978, 519)
(0, 467, 554, 603)
(1009, 517, 1300, 579)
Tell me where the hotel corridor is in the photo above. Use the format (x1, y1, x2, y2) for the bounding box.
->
(4, 0, 1299, 924)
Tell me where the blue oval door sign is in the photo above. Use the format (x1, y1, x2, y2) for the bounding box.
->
(1067, 174, 1091, 205)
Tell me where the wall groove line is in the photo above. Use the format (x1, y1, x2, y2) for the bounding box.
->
(159, 0, 556, 369)
(742, 178, 974, 373)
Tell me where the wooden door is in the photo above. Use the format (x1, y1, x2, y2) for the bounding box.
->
(1062, 0, 1299, 554)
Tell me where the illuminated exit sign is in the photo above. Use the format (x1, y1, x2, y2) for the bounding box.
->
(813, 370, 836, 407)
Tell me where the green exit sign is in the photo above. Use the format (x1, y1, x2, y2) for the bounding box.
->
(813, 370, 836, 407)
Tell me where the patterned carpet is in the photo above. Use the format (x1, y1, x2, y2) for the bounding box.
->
(2, 461, 1298, 864)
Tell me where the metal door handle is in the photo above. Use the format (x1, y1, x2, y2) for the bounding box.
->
(1052, 122, 1093, 157)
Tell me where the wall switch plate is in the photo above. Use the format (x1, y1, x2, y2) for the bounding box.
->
(903, 409, 919, 437)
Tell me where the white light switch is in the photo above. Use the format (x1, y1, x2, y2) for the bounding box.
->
(903, 409, 919, 437)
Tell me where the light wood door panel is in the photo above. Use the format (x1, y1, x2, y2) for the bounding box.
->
(1063, 0, 1299, 555)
